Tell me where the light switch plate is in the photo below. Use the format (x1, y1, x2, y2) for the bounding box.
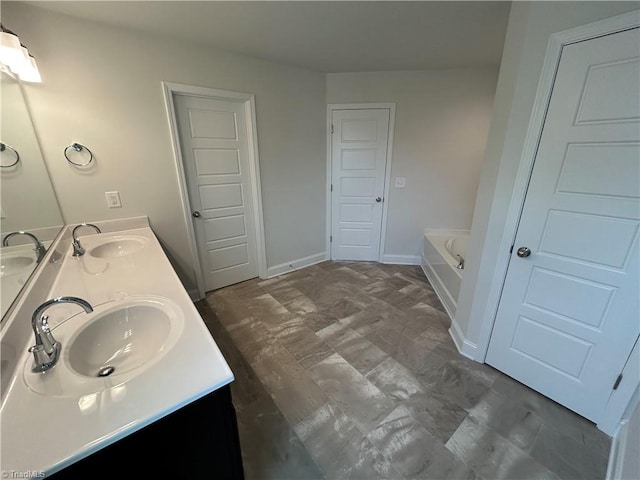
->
(105, 191, 122, 208)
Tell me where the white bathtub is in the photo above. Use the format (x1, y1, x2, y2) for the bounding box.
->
(420, 230, 470, 319)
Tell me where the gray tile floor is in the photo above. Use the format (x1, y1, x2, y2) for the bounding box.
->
(197, 261, 611, 480)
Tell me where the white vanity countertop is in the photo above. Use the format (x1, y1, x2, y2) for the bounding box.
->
(0, 225, 234, 475)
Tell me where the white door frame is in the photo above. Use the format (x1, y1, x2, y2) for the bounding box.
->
(162, 81, 267, 299)
(326, 103, 396, 262)
(474, 11, 640, 434)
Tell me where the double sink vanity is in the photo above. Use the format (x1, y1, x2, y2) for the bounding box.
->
(0, 217, 244, 477)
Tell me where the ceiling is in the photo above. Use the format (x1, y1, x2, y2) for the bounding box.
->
(24, 1, 511, 73)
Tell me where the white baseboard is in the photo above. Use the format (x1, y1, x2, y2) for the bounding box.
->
(267, 252, 327, 278)
(449, 317, 479, 360)
(381, 254, 421, 265)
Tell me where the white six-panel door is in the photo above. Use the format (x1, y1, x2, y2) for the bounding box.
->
(331, 109, 390, 261)
(486, 27, 640, 423)
(174, 94, 259, 291)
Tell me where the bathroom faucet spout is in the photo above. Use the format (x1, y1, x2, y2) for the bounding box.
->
(456, 254, 465, 270)
(72, 223, 102, 257)
(30, 296, 93, 372)
(2, 231, 47, 263)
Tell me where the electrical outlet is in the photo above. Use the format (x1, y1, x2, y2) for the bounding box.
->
(105, 191, 122, 208)
(394, 177, 406, 188)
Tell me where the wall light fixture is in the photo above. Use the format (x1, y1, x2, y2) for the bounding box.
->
(0, 24, 41, 83)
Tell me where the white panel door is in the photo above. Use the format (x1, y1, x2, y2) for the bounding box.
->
(331, 109, 390, 261)
(174, 94, 258, 291)
(487, 28, 640, 423)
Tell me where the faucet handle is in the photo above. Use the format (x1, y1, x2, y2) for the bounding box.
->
(72, 240, 86, 257)
(34, 243, 48, 263)
(39, 315, 58, 353)
(29, 344, 50, 367)
(29, 342, 61, 373)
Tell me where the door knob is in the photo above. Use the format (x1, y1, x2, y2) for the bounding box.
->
(517, 247, 531, 258)
(375, 197, 382, 203)
(192, 211, 201, 218)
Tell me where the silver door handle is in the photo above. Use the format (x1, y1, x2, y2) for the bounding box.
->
(192, 211, 201, 218)
(517, 247, 531, 258)
(375, 197, 382, 203)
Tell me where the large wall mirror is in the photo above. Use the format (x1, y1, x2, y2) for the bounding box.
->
(0, 69, 64, 321)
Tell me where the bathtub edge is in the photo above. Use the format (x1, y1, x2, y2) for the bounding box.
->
(420, 258, 456, 319)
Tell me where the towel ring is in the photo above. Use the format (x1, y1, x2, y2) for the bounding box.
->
(0, 142, 20, 168)
(64, 143, 94, 167)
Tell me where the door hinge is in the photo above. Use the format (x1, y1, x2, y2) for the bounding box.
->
(613, 373, 623, 390)
(331, 124, 334, 134)
(330, 184, 333, 192)
(510, 245, 514, 254)
(330, 235, 333, 243)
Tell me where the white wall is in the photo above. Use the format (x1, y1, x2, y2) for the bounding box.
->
(327, 69, 497, 258)
(4, 3, 327, 291)
(455, 2, 640, 351)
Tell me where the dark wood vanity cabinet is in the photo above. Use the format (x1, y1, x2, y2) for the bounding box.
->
(49, 385, 244, 479)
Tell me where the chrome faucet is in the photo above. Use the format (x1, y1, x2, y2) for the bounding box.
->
(72, 223, 101, 257)
(456, 254, 465, 270)
(29, 296, 93, 372)
(2, 231, 47, 263)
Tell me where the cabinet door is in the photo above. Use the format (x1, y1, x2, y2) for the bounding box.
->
(50, 386, 244, 479)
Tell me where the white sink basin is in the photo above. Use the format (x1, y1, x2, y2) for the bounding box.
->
(0, 253, 36, 278)
(67, 301, 174, 378)
(89, 236, 148, 259)
(23, 297, 184, 396)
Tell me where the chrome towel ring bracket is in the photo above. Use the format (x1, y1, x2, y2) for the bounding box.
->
(64, 143, 94, 167)
(0, 142, 20, 168)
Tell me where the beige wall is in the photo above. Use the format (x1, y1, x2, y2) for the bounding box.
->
(455, 2, 639, 349)
(327, 69, 498, 258)
(5, 3, 327, 291)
